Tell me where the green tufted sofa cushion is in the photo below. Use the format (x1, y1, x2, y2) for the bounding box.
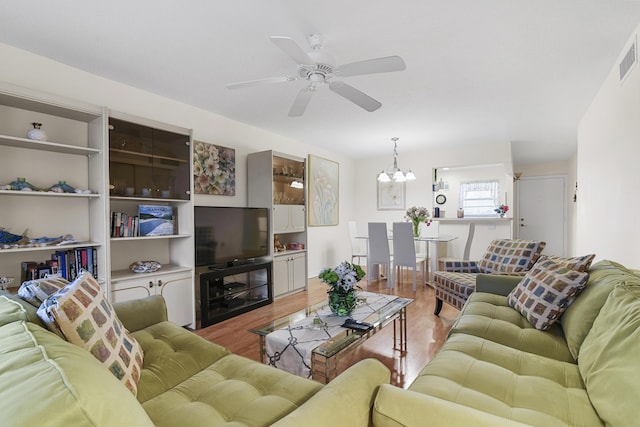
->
(0, 312, 153, 426)
(560, 260, 639, 359)
(579, 282, 640, 426)
(132, 319, 325, 426)
(0, 292, 46, 327)
(448, 292, 574, 362)
(132, 320, 232, 403)
(142, 353, 323, 427)
(409, 332, 601, 426)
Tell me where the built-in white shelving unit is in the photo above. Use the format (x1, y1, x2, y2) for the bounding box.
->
(248, 150, 308, 297)
(0, 83, 108, 289)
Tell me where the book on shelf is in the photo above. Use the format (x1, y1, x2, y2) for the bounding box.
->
(52, 247, 98, 280)
(138, 205, 175, 236)
(110, 212, 139, 237)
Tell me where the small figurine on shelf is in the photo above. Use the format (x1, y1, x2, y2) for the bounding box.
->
(48, 180, 76, 193)
(27, 122, 47, 141)
(0, 228, 28, 248)
(274, 235, 286, 252)
(9, 177, 39, 191)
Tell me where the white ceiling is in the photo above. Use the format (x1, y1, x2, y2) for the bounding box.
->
(2, 1, 640, 163)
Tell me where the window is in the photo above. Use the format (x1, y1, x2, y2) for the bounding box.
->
(459, 180, 499, 216)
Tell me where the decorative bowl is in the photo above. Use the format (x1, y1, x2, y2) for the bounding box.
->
(129, 260, 162, 273)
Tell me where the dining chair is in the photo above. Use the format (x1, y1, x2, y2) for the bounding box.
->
(367, 222, 392, 287)
(348, 220, 367, 265)
(438, 222, 475, 269)
(415, 221, 438, 277)
(392, 222, 427, 292)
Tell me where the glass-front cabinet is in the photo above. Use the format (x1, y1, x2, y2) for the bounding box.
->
(248, 150, 307, 297)
(272, 155, 305, 205)
(108, 117, 190, 200)
(107, 113, 194, 327)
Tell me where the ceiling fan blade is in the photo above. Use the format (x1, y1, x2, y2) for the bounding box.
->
(288, 86, 315, 117)
(329, 81, 382, 112)
(335, 55, 406, 77)
(270, 36, 315, 65)
(226, 76, 296, 90)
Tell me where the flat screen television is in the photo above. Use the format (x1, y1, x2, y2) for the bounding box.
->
(194, 206, 270, 267)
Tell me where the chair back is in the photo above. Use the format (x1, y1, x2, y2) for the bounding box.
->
(477, 239, 546, 273)
(462, 222, 476, 260)
(392, 222, 417, 267)
(348, 220, 367, 257)
(367, 222, 390, 263)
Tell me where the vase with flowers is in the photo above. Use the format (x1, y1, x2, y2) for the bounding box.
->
(319, 261, 365, 316)
(495, 204, 509, 218)
(405, 206, 432, 237)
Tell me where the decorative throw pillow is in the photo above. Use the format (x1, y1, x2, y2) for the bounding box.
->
(507, 258, 589, 330)
(18, 276, 69, 307)
(536, 254, 595, 272)
(477, 239, 546, 274)
(37, 271, 144, 395)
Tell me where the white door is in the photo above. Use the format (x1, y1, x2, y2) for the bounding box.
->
(517, 176, 566, 256)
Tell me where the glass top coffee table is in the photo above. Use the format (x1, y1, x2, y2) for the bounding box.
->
(249, 292, 413, 383)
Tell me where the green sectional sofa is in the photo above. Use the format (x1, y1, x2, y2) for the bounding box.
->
(373, 259, 640, 426)
(3, 258, 638, 426)
(0, 292, 390, 427)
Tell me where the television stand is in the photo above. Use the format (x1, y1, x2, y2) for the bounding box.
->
(196, 260, 273, 328)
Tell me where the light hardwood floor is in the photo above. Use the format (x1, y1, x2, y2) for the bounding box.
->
(195, 270, 460, 388)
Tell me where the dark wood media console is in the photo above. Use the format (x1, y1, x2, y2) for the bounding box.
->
(195, 260, 273, 328)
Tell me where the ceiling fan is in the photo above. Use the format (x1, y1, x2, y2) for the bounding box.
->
(226, 34, 406, 116)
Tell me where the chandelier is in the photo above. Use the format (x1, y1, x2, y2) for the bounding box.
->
(377, 137, 416, 183)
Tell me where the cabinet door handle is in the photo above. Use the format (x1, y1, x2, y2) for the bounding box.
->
(149, 281, 154, 288)
(157, 280, 163, 286)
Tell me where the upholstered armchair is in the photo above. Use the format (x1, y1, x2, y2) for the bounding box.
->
(431, 239, 546, 315)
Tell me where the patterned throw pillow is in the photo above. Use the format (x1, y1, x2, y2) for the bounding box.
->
(477, 239, 546, 274)
(37, 271, 144, 395)
(537, 254, 595, 272)
(18, 276, 69, 307)
(507, 258, 589, 330)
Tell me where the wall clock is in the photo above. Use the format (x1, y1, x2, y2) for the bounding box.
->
(435, 194, 447, 205)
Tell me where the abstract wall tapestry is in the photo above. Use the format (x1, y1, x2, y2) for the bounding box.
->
(193, 140, 236, 195)
(308, 155, 339, 226)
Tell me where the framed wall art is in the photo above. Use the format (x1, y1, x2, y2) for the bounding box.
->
(377, 180, 405, 210)
(193, 141, 236, 195)
(308, 154, 339, 226)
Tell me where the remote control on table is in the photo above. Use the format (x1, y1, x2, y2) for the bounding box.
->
(342, 319, 373, 332)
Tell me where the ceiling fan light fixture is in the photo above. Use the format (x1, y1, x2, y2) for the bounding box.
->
(226, 35, 406, 116)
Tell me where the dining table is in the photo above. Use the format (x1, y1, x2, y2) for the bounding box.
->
(356, 233, 457, 282)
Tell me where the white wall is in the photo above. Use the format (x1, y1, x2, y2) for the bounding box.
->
(577, 26, 640, 268)
(0, 42, 355, 276)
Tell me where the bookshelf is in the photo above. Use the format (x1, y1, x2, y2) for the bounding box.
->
(0, 83, 107, 289)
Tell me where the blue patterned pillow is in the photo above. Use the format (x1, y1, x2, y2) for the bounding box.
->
(18, 276, 69, 307)
(507, 258, 589, 330)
